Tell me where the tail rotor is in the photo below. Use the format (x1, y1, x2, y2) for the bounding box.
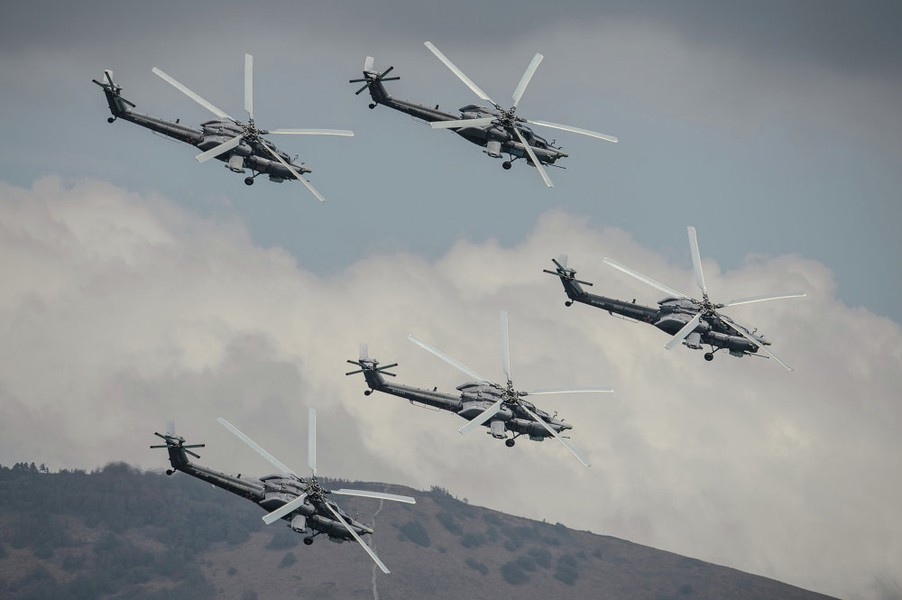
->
(349, 56, 400, 100)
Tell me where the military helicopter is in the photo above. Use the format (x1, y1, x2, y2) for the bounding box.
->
(346, 311, 612, 466)
(151, 409, 414, 573)
(350, 42, 617, 188)
(546, 226, 806, 369)
(94, 54, 353, 202)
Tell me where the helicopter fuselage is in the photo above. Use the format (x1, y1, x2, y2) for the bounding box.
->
(357, 362, 572, 441)
(95, 78, 309, 182)
(554, 270, 762, 358)
(360, 75, 566, 166)
(163, 443, 370, 542)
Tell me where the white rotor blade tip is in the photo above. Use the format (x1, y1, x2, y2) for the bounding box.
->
(423, 41, 495, 105)
(364, 56, 375, 72)
(687, 226, 707, 295)
(500, 310, 511, 383)
(326, 503, 390, 574)
(458, 398, 504, 435)
(514, 127, 553, 188)
(308, 408, 317, 476)
(262, 493, 307, 525)
(244, 54, 254, 119)
(217, 417, 296, 475)
(512, 53, 543, 108)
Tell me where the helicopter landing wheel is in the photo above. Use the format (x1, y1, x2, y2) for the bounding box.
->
(107, 117, 115, 124)
(502, 161, 512, 170)
(364, 389, 372, 396)
(368, 103, 377, 109)
(303, 537, 314, 546)
(565, 300, 573, 307)
(505, 438, 515, 448)
(165, 469, 174, 476)
(704, 352, 714, 362)
(244, 177, 254, 186)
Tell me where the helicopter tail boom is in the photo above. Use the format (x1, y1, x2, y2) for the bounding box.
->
(92, 70, 136, 118)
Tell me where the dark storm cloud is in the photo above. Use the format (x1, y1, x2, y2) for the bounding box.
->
(4, 1, 901, 77)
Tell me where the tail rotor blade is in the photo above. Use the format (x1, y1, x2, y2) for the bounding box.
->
(195, 135, 242, 163)
(424, 41, 496, 106)
(525, 119, 618, 143)
(407, 335, 489, 382)
(500, 311, 512, 384)
(518, 403, 589, 467)
(217, 417, 297, 476)
(152, 67, 234, 122)
(324, 502, 390, 574)
(664, 311, 704, 351)
(687, 226, 707, 296)
(262, 493, 307, 525)
(513, 127, 554, 188)
(308, 408, 317, 476)
(512, 53, 543, 108)
(458, 398, 504, 435)
(244, 53, 254, 120)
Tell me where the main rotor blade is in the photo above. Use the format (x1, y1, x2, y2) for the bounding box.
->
(687, 226, 707, 296)
(500, 310, 512, 385)
(664, 311, 704, 351)
(407, 335, 488, 382)
(513, 127, 554, 188)
(324, 502, 390, 574)
(267, 129, 355, 137)
(525, 119, 618, 143)
(429, 117, 495, 130)
(308, 408, 317, 476)
(512, 53, 543, 108)
(359, 342, 369, 360)
(217, 417, 297, 476)
(152, 67, 234, 122)
(259, 140, 326, 203)
(332, 489, 416, 504)
(262, 493, 307, 525)
(725, 292, 807, 307)
(458, 398, 505, 435)
(526, 387, 614, 395)
(195, 135, 242, 163)
(364, 56, 375, 72)
(518, 403, 589, 467)
(603, 258, 690, 300)
(244, 53, 254, 120)
(424, 41, 496, 106)
(722, 316, 794, 371)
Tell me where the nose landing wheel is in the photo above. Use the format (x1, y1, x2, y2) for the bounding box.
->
(244, 177, 254, 186)
(704, 352, 714, 362)
(505, 438, 515, 448)
(502, 161, 512, 170)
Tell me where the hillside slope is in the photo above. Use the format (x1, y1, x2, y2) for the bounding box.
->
(0, 463, 839, 599)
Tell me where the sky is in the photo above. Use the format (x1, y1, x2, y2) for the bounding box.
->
(1, 2, 901, 599)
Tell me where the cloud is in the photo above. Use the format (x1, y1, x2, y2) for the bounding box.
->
(1, 176, 900, 599)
